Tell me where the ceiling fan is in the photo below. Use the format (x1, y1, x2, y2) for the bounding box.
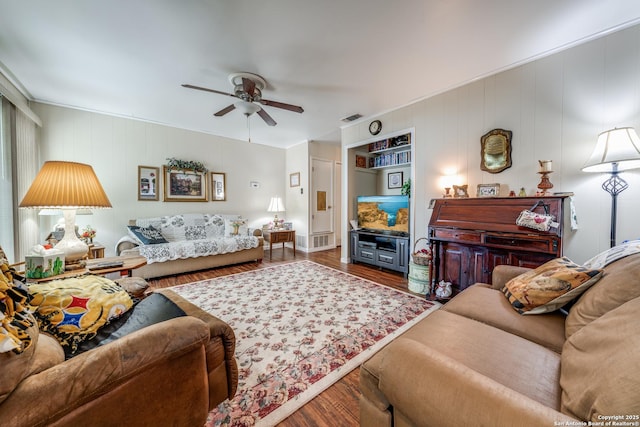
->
(182, 72, 304, 126)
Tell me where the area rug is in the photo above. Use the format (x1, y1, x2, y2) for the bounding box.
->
(171, 260, 440, 426)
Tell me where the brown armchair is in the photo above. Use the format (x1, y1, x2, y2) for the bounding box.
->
(0, 249, 237, 426)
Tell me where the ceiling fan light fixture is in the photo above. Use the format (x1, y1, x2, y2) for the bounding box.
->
(235, 100, 260, 116)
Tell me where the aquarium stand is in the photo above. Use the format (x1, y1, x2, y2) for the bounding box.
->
(350, 230, 410, 276)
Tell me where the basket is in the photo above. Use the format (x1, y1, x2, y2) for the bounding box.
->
(411, 237, 432, 266)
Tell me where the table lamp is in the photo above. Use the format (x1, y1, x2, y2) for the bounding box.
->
(582, 127, 640, 247)
(267, 196, 285, 229)
(19, 161, 112, 264)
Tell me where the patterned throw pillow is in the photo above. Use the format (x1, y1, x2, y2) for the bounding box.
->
(127, 225, 168, 245)
(185, 225, 206, 240)
(28, 276, 133, 357)
(502, 257, 603, 315)
(224, 218, 248, 237)
(204, 214, 226, 238)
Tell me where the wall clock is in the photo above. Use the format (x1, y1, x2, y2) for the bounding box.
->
(369, 120, 382, 135)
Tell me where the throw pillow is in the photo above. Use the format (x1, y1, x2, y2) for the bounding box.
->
(184, 225, 206, 240)
(159, 214, 186, 242)
(582, 238, 640, 269)
(127, 225, 168, 245)
(224, 218, 248, 237)
(502, 257, 603, 315)
(204, 214, 226, 238)
(28, 276, 133, 357)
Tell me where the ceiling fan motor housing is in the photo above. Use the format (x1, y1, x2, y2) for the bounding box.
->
(234, 84, 261, 102)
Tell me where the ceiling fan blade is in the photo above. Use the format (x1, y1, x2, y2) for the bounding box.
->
(242, 77, 256, 97)
(182, 84, 236, 98)
(214, 104, 236, 116)
(257, 108, 277, 126)
(260, 98, 304, 113)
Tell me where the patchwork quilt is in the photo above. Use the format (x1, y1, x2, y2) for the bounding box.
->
(129, 213, 260, 264)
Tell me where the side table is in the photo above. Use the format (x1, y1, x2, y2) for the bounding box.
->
(264, 229, 296, 260)
(88, 243, 105, 259)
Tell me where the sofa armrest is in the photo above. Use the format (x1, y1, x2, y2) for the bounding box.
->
(378, 338, 576, 427)
(115, 235, 139, 256)
(155, 288, 238, 402)
(0, 317, 210, 427)
(490, 265, 531, 289)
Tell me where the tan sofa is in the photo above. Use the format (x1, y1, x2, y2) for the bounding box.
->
(360, 251, 640, 426)
(0, 285, 238, 426)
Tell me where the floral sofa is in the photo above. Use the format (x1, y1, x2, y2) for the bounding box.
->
(116, 213, 263, 279)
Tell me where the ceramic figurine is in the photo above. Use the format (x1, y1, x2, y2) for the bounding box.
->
(435, 280, 453, 299)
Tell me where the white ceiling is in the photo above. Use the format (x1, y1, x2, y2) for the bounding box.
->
(1, 1, 640, 149)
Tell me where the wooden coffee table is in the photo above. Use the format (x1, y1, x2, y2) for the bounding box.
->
(27, 255, 147, 283)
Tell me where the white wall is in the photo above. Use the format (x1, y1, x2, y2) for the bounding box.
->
(33, 103, 286, 256)
(342, 24, 640, 264)
(285, 141, 308, 248)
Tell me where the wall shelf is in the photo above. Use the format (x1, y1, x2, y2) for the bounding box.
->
(368, 133, 412, 169)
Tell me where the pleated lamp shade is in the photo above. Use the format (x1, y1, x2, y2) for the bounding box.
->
(19, 161, 111, 262)
(19, 161, 112, 209)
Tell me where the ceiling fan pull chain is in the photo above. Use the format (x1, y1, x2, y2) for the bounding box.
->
(247, 114, 252, 143)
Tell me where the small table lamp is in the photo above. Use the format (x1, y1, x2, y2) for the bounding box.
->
(19, 161, 112, 264)
(582, 127, 640, 247)
(267, 196, 285, 229)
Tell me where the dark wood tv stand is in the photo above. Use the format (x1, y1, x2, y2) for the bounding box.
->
(350, 229, 410, 276)
(428, 195, 571, 294)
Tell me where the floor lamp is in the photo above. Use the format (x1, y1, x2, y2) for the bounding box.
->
(582, 127, 640, 247)
(19, 161, 112, 264)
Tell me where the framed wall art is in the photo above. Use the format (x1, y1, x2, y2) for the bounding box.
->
(480, 128, 512, 173)
(210, 172, 226, 201)
(163, 166, 207, 202)
(138, 165, 159, 201)
(477, 183, 501, 197)
(388, 171, 403, 189)
(290, 172, 300, 187)
(453, 184, 469, 198)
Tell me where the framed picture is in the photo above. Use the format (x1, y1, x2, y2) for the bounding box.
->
(453, 184, 469, 198)
(388, 172, 403, 189)
(210, 172, 226, 201)
(138, 165, 159, 201)
(355, 155, 367, 168)
(163, 166, 207, 202)
(477, 183, 500, 197)
(290, 172, 300, 187)
(283, 222, 293, 230)
(480, 128, 512, 174)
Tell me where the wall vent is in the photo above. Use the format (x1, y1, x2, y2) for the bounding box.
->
(340, 113, 363, 123)
(313, 234, 330, 248)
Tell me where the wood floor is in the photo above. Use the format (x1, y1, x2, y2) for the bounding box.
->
(148, 246, 410, 427)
